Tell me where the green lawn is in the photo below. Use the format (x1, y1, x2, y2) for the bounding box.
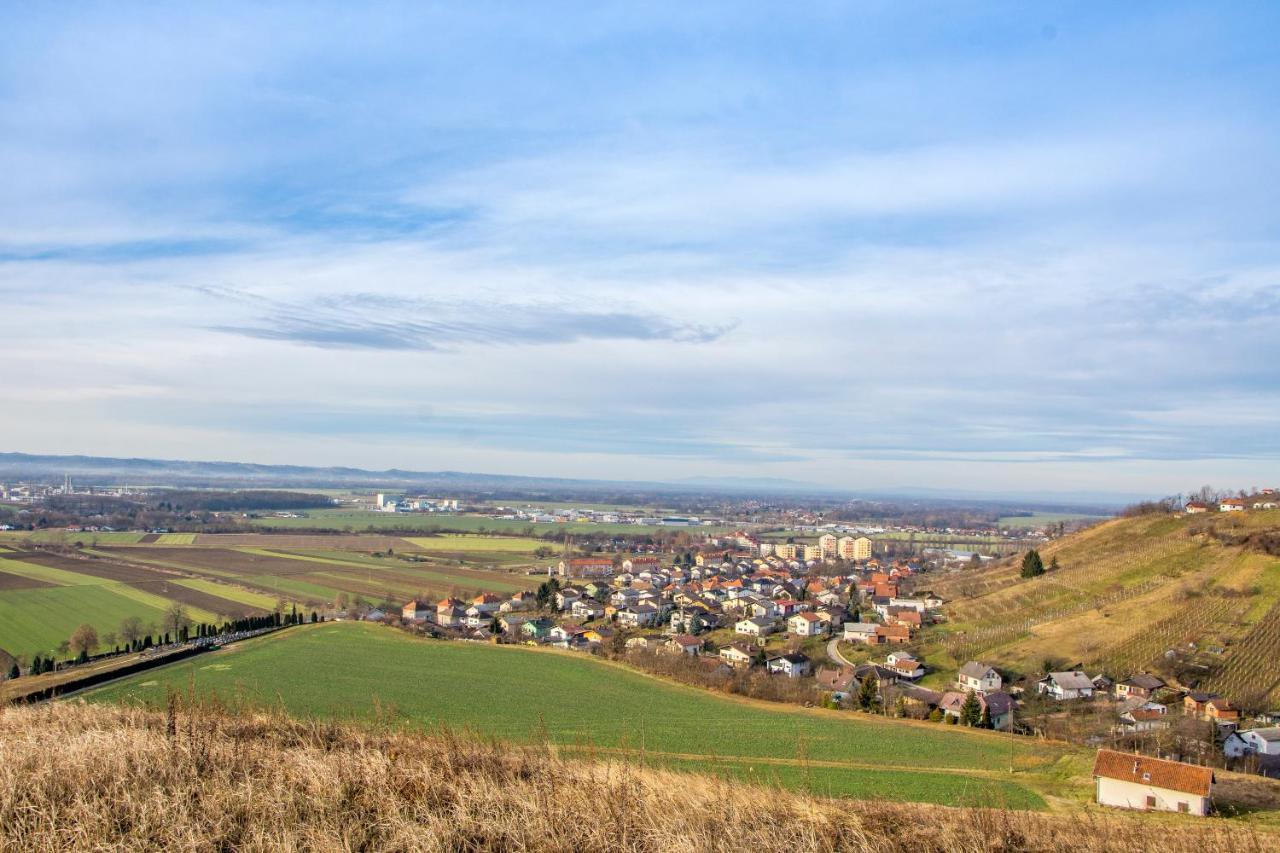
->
(84, 622, 1064, 808)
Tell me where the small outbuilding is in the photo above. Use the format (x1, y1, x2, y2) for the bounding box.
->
(1092, 749, 1214, 816)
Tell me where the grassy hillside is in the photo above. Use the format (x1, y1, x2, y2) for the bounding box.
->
(3, 702, 1270, 853)
(927, 509, 1280, 704)
(85, 622, 1070, 808)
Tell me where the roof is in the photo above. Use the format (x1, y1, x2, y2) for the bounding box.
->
(959, 661, 997, 679)
(790, 612, 823, 623)
(1045, 671, 1095, 690)
(1092, 749, 1214, 797)
(769, 652, 810, 665)
(1121, 673, 1166, 691)
(1245, 728, 1280, 743)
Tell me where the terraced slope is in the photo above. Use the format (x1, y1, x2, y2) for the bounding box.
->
(927, 509, 1280, 703)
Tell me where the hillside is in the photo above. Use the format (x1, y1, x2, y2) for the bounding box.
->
(1, 702, 1273, 852)
(84, 622, 1064, 808)
(928, 509, 1280, 705)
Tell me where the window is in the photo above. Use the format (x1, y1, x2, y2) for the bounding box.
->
(1145, 795, 1156, 809)
(1178, 802, 1189, 813)
(1142, 772, 1151, 781)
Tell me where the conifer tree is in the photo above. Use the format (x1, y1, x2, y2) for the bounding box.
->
(857, 674, 879, 711)
(1020, 549, 1045, 579)
(960, 690, 982, 726)
(7, 662, 19, 679)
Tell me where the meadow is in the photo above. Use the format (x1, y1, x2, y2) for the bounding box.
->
(86, 621, 1067, 808)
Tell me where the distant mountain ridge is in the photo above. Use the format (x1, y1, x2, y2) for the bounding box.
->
(0, 450, 1125, 509)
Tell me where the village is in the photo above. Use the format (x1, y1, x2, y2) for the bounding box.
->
(381, 526, 1280, 812)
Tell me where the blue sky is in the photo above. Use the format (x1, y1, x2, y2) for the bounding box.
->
(2, 2, 1278, 496)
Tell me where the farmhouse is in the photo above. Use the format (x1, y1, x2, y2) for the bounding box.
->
(787, 612, 830, 636)
(1184, 692, 1240, 723)
(666, 634, 702, 656)
(1220, 498, 1246, 512)
(1037, 671, 1095, 700)
(557, 557, 615, 577)
(1092, 749, 1214, 815)
(735, 617, 779, 637)
(719, 642, 756, 668)
(842, 622, 880, 644)
(401, 600, 430, 622)
(1115, 673, 1165, 700)
(956, 661, 1002, 694)
(766, 652, 812, 678)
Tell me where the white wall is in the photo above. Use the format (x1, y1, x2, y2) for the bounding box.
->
(1096, 777, 1208, 816)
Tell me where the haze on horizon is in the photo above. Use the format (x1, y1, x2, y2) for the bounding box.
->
(2, 2, 1278, 498)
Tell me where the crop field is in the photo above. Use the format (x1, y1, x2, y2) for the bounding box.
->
(251, 509, 733, 537)
(0, 549, 271, 660)
(405, 535, 550, 553)
(96, 544, 530, 607)
(85, 622, 1066, 808)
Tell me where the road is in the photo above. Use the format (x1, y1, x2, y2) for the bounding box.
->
(827, 637, 854, 668)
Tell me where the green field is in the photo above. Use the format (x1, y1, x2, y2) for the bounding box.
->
(253, 510, 732, 537)
(171, 578, 284, 611)
(85, 622, 1069, 808)
(0, 531, 145, 545)
(996, 512, 1108, 529)
(405, 535, 550, 553)
(0, 585, 174, 661)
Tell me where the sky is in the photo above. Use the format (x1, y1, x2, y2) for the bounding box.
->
(2, 2, 1278, 498)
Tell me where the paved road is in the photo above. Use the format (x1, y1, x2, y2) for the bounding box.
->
(827, 637, 854, 668)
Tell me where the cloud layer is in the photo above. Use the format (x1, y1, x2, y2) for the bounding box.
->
(1, 2, 1278, 496)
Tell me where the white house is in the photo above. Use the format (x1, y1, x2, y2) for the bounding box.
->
(1232, 727, 1280, 758)
(956, 661, 1002, 694)
(735, 617, 778, 637)
(843, 622, 880, 644)
(617, 604, 659, 628)
(788, 612, 830, 636)
(766, 652, 812, 678)
(1093, 749, 1213, 816)
(1038, 671, 1095, 700)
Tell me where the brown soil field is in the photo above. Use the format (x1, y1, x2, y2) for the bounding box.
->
(0, 567, 55, 590)
(137, 533, 161, 543)
(96, 547, 319, 577)
(0, 550, 265, 617)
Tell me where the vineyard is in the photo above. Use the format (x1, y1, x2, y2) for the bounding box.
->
(930, 509, 1280, 700)
(1201, 600, 1280, 705)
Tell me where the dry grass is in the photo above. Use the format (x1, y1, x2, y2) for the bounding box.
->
(0, 701, 1274, 852)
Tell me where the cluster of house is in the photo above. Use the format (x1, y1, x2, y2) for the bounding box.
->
(398, 551, 939, 684)
(1184, 489, 1279, 514)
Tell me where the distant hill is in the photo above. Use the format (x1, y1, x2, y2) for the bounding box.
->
(929, 509, 1280, 707)
(0, 451, 1124, 509)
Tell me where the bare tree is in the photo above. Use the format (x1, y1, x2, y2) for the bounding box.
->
(119, 616, 143, 646)
(162, 602, 190, 637)
(70, 624, 99, 656)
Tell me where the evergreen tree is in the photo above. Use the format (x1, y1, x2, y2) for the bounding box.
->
(31, 654, 42, 674)
(979, 703, 992, 729)
(1049, 555, 1061, 572)
(857, 674, 879, 711)
(1020, 549, 1045, 579)
(7, 662, 19, 679)
(310, 611, 318, 623)
(76, 647, 89, 664)
(960, 690, 982, 726)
